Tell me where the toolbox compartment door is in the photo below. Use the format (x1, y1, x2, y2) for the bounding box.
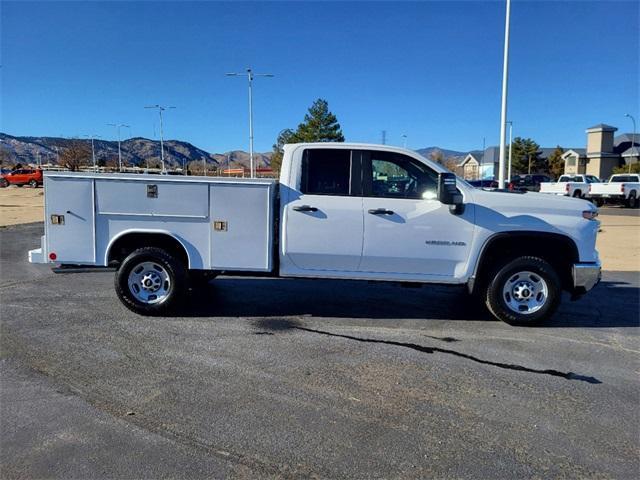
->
(45, 177, 96, 263)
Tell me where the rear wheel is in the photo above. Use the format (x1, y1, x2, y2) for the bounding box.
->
(115, 247, 187, 315)
(573, 190, 582, 198)
(485, 256, 561, 326)
(627, 192, 638, 209)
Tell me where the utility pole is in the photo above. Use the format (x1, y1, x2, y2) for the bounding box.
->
(625, 113, 637, 173)
(84, 134, 101, 172)
(401, 134, 407, 149)
(145, 105, 176, 174)
(107, 123, 129, 172)
(226, 68, 274, 178)
(481, 137, 486, 180)
(498, 0, 512, 189)
(381, 130, 387, 145)
(506, 121, 513, 182)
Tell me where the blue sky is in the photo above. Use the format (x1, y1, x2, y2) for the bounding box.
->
(1, 1, 638, 153)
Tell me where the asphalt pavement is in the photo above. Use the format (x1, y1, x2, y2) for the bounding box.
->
(1, 223, 639, 479)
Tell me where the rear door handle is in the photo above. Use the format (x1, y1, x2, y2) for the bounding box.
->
(293, 205, 318, 212)
(368, 208, 394, 215)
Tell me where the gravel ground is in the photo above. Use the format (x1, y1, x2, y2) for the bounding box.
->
(1, 223, 639, 479)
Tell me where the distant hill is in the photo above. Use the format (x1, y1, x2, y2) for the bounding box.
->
(0, 133, 272, 170)
(415, 146, 469, 160)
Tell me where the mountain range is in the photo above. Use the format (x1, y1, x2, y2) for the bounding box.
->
(0, 133, 470, 169)
(0, 134, 272, 170)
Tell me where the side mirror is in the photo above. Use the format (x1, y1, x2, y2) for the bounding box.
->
(437, 172, 464, 214)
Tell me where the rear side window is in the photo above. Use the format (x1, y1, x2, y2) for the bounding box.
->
(610, 175, 633, 182)
(300, 149, 352, 196)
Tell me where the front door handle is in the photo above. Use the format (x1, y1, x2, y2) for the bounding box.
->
(293, 205, 318, 212)
(368, 208, 394, 215)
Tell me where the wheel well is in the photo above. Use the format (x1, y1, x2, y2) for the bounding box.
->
(107, 232, 189, 267)
(473, 232, 579, 292)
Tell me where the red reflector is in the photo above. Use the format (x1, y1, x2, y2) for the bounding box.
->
(49, 252, 57, 261)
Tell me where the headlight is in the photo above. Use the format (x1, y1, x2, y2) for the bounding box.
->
(582, 210, 598, 220)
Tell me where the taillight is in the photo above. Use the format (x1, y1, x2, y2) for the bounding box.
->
(565, 183, 570, 192)
(508, 182, 514, 191)
(621, 183, 625, 192)
(588, 184, 592, 193)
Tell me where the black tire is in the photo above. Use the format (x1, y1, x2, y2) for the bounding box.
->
(592, 198, 603, 207)
(484, 256, 561, 326)
(0, 179, 8, 188)
(627, 192, 638, 209)
(115, 247, 187, 315)
(573, 190, 582, 198)
(29, 179, 38, 188)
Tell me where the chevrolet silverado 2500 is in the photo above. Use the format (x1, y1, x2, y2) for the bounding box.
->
(588, 174, 640, 208)
(539, 174, 601, 198)
(28, 143, 601, 325)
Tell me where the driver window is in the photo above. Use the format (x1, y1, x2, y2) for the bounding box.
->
(366, 152, 438, 200)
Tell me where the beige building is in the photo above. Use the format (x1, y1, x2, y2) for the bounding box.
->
(564, 124, 639, 179)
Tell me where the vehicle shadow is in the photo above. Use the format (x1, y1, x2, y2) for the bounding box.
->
(180, 276, 639, 328)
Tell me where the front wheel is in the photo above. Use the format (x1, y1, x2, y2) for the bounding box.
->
(484, 256, 561, 326)
(626, 192, 638, 209)
(29, 179, 38, 188)
(0, 179, 8, 188)
(115, 247, 187, 315)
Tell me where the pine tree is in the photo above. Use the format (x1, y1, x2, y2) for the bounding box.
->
(547, 146, 565, 179)
(511, 137, 541, 174)
(270, 128, 296, 174)
(294, 99, 345, 143)
(270, 99, 344, 174)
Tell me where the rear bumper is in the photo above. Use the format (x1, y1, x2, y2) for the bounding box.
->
(28, 236, 47, 264)
(572, 261, 601, 293)
(588, 193, 624, 199)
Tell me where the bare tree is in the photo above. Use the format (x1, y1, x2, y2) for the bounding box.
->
(0, 146, 13, 167)
(60, 141, 91, 171)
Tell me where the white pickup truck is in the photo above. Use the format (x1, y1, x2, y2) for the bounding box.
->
(29, 143, 601, 326)
(539, 174, 601, 198)
(587, 173, 640, 208)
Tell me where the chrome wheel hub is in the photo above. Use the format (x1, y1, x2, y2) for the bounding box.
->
(502, 270, 548, 315)
(128, 261, 171, 304)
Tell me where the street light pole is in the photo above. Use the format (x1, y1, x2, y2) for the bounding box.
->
(226, 68, 274, 178)
(84, 134, 101, 171)
(506, 121, 513, 182)
(625, 113, 637, 174)
(145, 105, 176, 174)
(401, 134, 407, 149)
(498, 0, 512, 189)
(107, 123, 129, 172)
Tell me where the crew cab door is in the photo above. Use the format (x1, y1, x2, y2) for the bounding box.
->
(359, 150, 474, 279)
(281, 148, 364, 273)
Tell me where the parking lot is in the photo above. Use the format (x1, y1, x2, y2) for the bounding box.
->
(1, 221, 639, 478)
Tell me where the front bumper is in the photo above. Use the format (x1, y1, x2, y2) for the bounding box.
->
(572, 261, 601, 293)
